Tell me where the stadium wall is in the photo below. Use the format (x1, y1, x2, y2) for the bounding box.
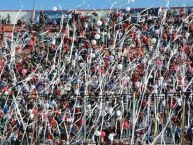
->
(0, 7, 193, 25)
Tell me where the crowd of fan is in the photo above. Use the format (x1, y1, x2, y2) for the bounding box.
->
(0, 7, 192, 145)
(0, 14, 11, 25)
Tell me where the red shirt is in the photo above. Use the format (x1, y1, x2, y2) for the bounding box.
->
(50, 118, 57, 128)
(132, 74, 139, 82)
(77, 118, 84, 126)
(0, 59, 4, 70)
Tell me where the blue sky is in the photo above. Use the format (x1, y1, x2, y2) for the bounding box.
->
(0, 0, 192, 10)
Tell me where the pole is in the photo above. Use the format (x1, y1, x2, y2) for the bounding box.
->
(131, 93, 136, 145)
(83, 96, 87, 144)
(32, 0, 36, 23)
(33, 0, 36, 11)
(181, 45, 186, 145)
(181, 92, 186, 145)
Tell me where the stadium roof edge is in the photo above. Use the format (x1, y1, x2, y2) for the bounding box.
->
(0, 6, 192, 12)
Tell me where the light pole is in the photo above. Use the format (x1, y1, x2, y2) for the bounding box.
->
(31, 0, 36, 23)
(33, 0, 36, 11)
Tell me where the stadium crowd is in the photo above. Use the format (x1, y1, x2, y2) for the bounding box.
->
(0, 7, 192, 145)
(0, 14, 11, 25)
